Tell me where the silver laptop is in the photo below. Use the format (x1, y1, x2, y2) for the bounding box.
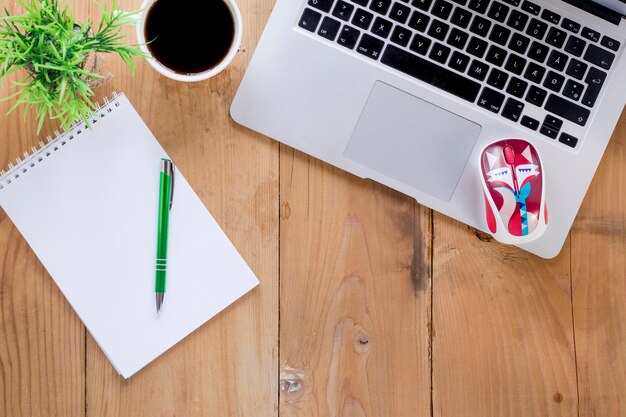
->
(231, 0, 626, 258)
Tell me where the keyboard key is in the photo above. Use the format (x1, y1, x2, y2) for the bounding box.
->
(451, 8, 473, 28)
(408, 10, 430, 31)
(352, 8, 374, 29)
(489, 25, 511, 46)
(581, 27, 600, 43)
(565, 36, 586, 57)
(318, 16, 342, 40)
(601, 36, 620, 51)
(381, 44, 482, 101)
(526, 18, 547, 40)
(487, 68, 509, 89)
(412, 0, 433, 11)
(545, 27, 566, 48)
(502, 0, 519, 6)
(428, 20, 450, 40)
(351, 0, 369, 5)
(521, 115, 540, 130)
(507, 77, 528, 98)
(478, 87, 505, 113)
(470, 16, 491, 37)
(543, 70, 564, 92)
(409, 33, 432, 54)
(584, 44, 615, 70)
(308, 0, 335, 13)
(432, 0, 454, 19)
(547, 50, 568, 71)
(333, 1, 355, 21)
(565, 59, 587, 80)
(585, 66, 606, 86)
(356, 33, 385, 59)
(430, 42, 451, 63)
(561, 18, 580, 34)
(447, 28, 469, 49)
(372, 17, 394, 38)
(468, 60, 490, 81)
(390, 25, 412, 46)
(485, 44, 507, 64)
(527, 41, 549, 63)
(451, 0, 468, 5)
(337, 25, 361, 48)
(507, 10, 529, 32)
(523, 62, 545, 83)
(467, 37, 488, 58)
(505, 53, 526, 75)
(582, 66, 606, 107)
(525, 85, 547, 106)
(389, 2, 411, 23)
(545, 94, 590, 125)
(449, 51, 471, 72)
(299, 8, 322, 32)
(521, 0, 540, 15)
(540, 124, 559, 139)
(468, 0, 490, 14)
(370, 0, 392, 15)
(488, 1, 509, 22)
(541, 9, 560, 25)
(559, 132, 578, 148)
(509, 33, 530, 54)
(563, 79, 584, 101)
(502, 97, 524, 121)
(544, 115, 562, 129)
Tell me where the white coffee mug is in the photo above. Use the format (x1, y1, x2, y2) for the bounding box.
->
(134, 0, 243, 82)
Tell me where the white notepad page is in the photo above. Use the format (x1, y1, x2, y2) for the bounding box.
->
(0, 93, 259, 378)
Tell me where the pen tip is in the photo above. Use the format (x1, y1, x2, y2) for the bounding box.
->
(156, 292, 164, 316)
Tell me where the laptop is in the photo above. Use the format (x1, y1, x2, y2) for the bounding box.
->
(231, 0, 626, 258)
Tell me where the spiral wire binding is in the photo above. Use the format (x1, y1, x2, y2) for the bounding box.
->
(0, 92, 123, 191)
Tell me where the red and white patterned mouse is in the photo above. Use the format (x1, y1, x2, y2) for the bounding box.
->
(480, 139, 548, 244)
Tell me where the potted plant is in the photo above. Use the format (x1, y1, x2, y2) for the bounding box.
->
(0, 0, 147, 132)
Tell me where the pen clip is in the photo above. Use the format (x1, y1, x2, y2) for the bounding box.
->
(169, 163, 175, 211)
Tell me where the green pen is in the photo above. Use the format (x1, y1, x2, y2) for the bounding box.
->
(155, 158, 174, 315)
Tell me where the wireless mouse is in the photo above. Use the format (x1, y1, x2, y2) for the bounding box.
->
(479, 139, 548, 245)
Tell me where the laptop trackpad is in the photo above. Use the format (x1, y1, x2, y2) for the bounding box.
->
(344, 82, 481, 201)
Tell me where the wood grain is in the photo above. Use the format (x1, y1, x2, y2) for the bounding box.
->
(279, 147, 432, 417)
(432, 218, 578, 417)
(572, 109, 626, 417)
(0, 219, 85, 417)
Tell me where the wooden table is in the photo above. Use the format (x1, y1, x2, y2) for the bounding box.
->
(1, 1, 625, 416)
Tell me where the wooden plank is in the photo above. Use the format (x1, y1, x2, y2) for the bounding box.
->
(432, 218, 577, 416)
(0, 0, 87, 416)
(84, 0, 279, 416)
(279, 147, 432, 417)
(572, 110, 626, 417)
(0, 222, 85, 417)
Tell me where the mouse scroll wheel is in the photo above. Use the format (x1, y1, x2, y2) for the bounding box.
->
(503, 146, 515, 165)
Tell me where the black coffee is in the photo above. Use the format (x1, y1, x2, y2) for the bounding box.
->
(144, 0, 235, 75)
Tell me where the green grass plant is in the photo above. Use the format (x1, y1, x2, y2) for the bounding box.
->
(0, 0, 147, 132)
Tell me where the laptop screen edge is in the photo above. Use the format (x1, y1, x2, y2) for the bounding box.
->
(589, 0, 626, 16)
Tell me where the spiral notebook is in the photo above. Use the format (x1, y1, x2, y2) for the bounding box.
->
(0, 93, 259, 378)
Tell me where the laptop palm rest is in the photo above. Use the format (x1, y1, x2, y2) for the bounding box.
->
(344, 82, 482, 201)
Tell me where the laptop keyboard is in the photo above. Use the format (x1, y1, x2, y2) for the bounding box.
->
(298, 0, 622, 149)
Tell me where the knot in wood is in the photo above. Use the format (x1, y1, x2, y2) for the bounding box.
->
(280, 370, 304, 394)
(353, 330, 372, 353)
